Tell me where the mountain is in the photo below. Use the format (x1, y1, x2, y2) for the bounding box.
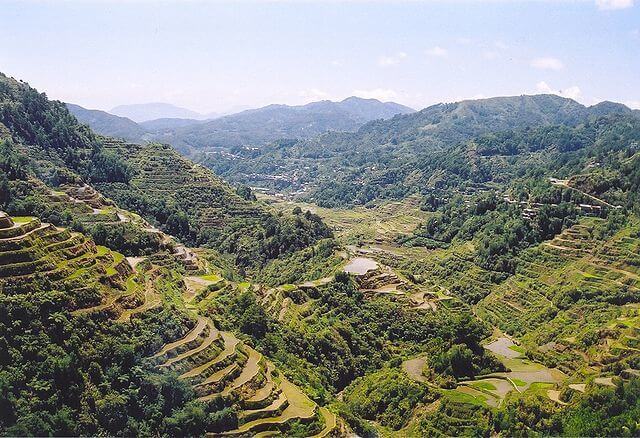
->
(67, 104, 210, 141)
(202, 94, 637, 206)
(139, 117, 207, 131)
(66, 97, 413, 153)
(3, 71, 640, 437)
(110, 102, 210, 122)
(0, 73, 331, 270)
(323, 94, 598, 155)
(153, 96, 415, 153)
(66, 103, 147, 142)
(335, 96, 415, 120)
(0, 72, 339, 436)
(588, 100, 638, 117)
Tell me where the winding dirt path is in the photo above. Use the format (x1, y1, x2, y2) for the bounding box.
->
(551, 178, 619, 208)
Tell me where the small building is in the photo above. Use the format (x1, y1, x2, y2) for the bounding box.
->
(579, 204, 603, 216)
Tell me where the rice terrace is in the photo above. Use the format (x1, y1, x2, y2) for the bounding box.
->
(1, 0, 640, 436)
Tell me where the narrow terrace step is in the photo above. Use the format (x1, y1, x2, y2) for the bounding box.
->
(180, 331, 240, 380)
(195, 347, 249, 393)
(159, 320, 219, 367)
(239, 391, 289, 423)
(195, 363, 240, 401)
(217, 379, 317, 436)
(153, 316, 208, 358)
(312, 407, 337, 438)
(243, 363, 275, 408)
(218, 348, 263, 396)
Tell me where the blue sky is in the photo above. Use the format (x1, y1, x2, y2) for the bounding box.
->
(1, 0, 638, 113)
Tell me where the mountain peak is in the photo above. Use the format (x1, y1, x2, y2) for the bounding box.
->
(588, 100, 633, 115)
(341, 96, 379, 103)
(110, 102, 206, 123)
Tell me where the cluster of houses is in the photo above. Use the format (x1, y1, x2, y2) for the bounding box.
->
(503, 195, 607, 219)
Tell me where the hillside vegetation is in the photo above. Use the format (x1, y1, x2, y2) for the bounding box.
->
(203, 95, 638, 207)
(1, 72, 332, 272)
(68, 97, 415, 154)
(0, 209, 342, 436)
(94, 138, 332, 270)
(236, 95, 640, 435)
(2, 69, 640, 437)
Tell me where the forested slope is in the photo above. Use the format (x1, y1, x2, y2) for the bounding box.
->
(0, 72, 332, 271)
(204, 95, 637, 207)
(68, 96, 415, 154)
(0, 72, 341, 436)
(2, 70, 640, 437)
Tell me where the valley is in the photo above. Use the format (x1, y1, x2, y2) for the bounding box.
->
(262, 184, 632, 394)
(1, 70, 639, 437)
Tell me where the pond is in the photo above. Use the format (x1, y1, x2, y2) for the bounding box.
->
(343, 257, 378, 275)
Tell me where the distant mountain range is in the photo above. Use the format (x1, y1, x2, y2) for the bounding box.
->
(65, 103, 148, 142)
(66, 97, 415, 152)
(109, 102, 219, 123)
(197, 94, 640, 206)
(151, 97, 415, 153)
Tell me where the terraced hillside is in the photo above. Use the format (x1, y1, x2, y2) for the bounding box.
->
(13, 176, 205, 272)
(3, 70, 640, 436)
(0, 209, 195, 324)
(0, 211, 138, 310)
(341, 249, 466, 314)
(100, 138, 265, 224)
(447, 335, 566, 408)
(252, 172, 640, 435)
(153, 323, 331, 436)
(0, 72, 347, 435)
(260, 189, 639, 435)
(94, 138, 332, 269)
(246, 241, 474, 335)
(1, 72, 333, 275)
(0, 210, 340, 436)
(476, 217, 640, 374)
(200, 249, 504, 429)
(0, 211, 216, 435)
(385, 215, 640, 419)
(146, 272, 339, 436)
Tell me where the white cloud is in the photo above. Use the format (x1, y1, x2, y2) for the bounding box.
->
(625, 100, 640, 109)
(378, 52, 407, 67)
(631, 29, 640, 39)
(530, 57, 564, 71)
(330, 60, 342, 66)
(536, 81, 553, 93)
(596, 0, 634, 10)
(298, 88, 330, 100)
(426, 46, 448, 57)
(456, 37, 472, 45)
(536, 81, 582, 100)
(352, 88, 398, 101)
